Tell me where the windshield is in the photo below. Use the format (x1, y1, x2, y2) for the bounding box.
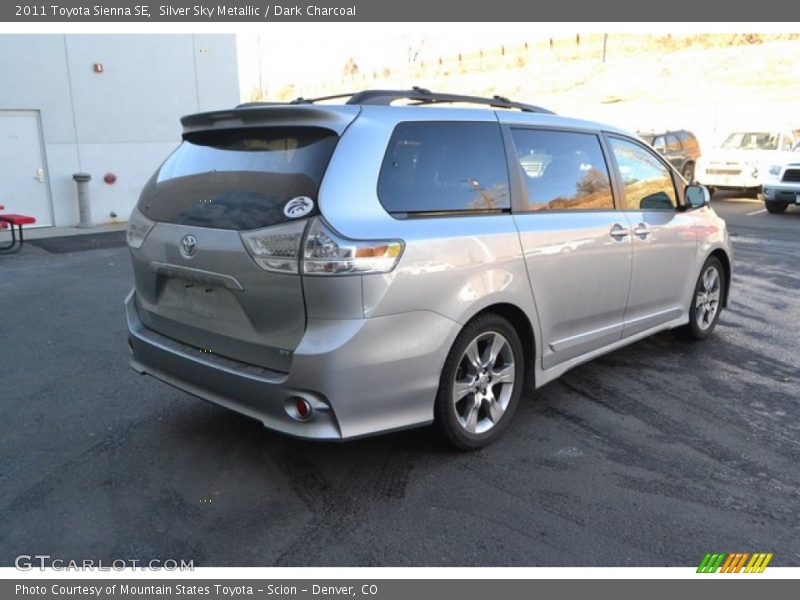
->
(721, 132, 780, 151)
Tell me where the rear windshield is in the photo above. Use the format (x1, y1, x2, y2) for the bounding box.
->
(137, 127, 338, 230)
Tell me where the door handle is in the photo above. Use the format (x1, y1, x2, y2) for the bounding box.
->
(35, 168, 45, 183)
(633, 223, 651, 240)
(609, 223, 629, 240)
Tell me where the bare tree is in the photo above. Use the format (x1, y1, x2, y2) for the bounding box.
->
(404, 34, 428, 64)
(343, 57, 359, 76)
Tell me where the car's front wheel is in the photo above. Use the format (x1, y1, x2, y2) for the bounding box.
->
(765, 201, 788, 214)
(679, 256, 725, 340)
(435, 314, 525, 450)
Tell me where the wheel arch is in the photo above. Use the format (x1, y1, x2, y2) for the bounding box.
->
(709, 248, 732, 308)
(464, 302, 536, 395)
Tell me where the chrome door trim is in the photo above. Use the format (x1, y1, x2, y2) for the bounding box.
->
(549, 321, 625, 353)
(610, 223, 630, 240)
(633, 223, 652, 240)
(148, 261, 245, 291)
(622, 306, 684, 337)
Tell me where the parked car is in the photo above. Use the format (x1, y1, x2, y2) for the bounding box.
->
(638, 129, 700, 182)
(760, 142, 800, 213)
(125, 89, 732, 449)
(695, 130, 797, 194)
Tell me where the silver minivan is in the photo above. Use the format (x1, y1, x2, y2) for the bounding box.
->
(125, 89, 732, 449)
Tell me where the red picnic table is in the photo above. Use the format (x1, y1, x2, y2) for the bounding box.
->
(0, 205, 37, 253)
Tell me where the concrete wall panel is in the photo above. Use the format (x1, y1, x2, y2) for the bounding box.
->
(0, 34, 239, 227)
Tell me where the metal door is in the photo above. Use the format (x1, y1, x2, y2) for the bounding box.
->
(606, 135, 698, 336)
(507, 127, 633, 370)
(0, 111, 52, 226)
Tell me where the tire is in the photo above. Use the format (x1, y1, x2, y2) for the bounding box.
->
(678, 256, 725, 341)
(765, 201, 788, 214)
(434, 314, 525, 450)
(746, 186, 762, 198)
(681, 162, 695, 182)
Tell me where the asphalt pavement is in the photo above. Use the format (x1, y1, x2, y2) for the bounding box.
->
(1, 195, 798, 567)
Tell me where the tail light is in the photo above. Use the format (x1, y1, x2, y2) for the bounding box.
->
(302, 218, 404, 275)
(241, 217, 404, 276)
(239, 220, 307, 273)
(285, 396, 312, 421)
(126, 207, 155, 249)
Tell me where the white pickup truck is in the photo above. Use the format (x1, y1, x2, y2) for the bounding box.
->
(695, 130, 797, 194)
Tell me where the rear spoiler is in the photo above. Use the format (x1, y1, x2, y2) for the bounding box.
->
(180, 105, 361, 137)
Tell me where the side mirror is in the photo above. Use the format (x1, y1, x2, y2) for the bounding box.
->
(685, 184, 710, 209)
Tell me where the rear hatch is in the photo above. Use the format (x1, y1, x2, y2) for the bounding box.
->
(130, 105, 359, 372)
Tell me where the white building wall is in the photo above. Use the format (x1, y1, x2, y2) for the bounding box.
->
(0, 34, 239, 227)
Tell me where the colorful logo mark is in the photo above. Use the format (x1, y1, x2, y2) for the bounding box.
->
(697, 552, 773, 573)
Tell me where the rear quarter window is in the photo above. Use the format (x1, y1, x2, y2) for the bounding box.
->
(377, 121, 510, 215)
(138, 127, 338, 230)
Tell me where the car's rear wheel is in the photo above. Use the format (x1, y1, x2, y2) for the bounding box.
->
(765, 201, 788, 214)
(435, 314, 524, 450)
(746, 186, 762, 198)
(678, 256, 725, 340)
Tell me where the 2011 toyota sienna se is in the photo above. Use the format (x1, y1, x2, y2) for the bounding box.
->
(125, 89, 732, 449)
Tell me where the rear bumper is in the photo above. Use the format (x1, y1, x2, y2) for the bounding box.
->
(125, 290, 458, 440)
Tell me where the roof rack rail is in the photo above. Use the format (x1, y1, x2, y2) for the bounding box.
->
(290, 93, 357, 105)
(237, 88, 554, 114)
(344, 87, 554, 114)
(235, 94, 358, 109)
(235, 101, 294, 108)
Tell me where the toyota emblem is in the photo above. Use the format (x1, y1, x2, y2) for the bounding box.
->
(180, 235, 198, 258)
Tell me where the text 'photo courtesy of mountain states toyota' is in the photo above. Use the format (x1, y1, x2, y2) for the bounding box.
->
(125, 89, 733, 449)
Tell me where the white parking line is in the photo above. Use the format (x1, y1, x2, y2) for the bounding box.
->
(747, 208, 767, 216)
(715, 197, 763, 204)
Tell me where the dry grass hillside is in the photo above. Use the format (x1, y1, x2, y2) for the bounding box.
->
(262, 34, 800, 151)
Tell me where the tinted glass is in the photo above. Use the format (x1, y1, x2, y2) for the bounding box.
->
(652, 136, 666, 151)
(137, 127, 338, 230)
(377, 122, 510, 214)
(609, 137, 677, 210)
(721, 132, 779, 151)
(665, 134, 681, 152)
(511, 129, 614, 211)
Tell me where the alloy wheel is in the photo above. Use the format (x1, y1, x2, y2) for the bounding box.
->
(695, 265, 721, 331)
(452, 331, 516, 434)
